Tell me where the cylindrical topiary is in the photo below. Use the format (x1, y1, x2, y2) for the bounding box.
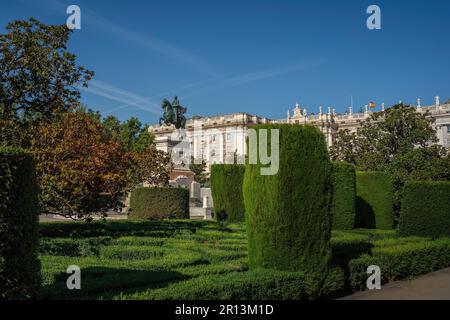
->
(355, 171, 393, 229)
(331, 162, 356, 230)
(399, 181, 450, 238)
(210, 164, 245, 222)
(243, 124, 332, 276)
(0, 146, 41, 299)
(129, 187, 189, 219)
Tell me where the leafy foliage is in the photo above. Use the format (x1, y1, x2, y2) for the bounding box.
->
(399, 181, 450, 238)
(330, 104, 448, 215)
(0, 18, 93, 146)
(331, 162, 356, 230)
(210, 164, 245, 222)
(329, 130, 357, 163)
(189, 156, 207, 185)
(103, 116, 154, 152)
(349, 238, 450, 290)
(355, 171, 394, 229)
(129, 187, 189, 219)
(243, 124, 332, 276)
(30, 110, 129, 220)
(127, 147, 172, 188)
(0, 147, 40, 299)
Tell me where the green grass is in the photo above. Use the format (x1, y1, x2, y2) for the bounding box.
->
(38, 220, 450, 299)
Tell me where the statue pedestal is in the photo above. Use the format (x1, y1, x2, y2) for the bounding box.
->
(155, 131, 195, 187)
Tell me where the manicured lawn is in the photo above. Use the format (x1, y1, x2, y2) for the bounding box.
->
(38, 220, 450, 299)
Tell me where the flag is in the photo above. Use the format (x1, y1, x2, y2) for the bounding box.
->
(369, 101, 375, 109)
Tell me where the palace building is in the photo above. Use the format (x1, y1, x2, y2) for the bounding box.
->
(148, 96, 450, 172)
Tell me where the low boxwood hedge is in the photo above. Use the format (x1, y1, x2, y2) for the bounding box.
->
(117, 267, 345, 300)
(0, 147, 40, 299)
(331, 162, 356, 230)
(355, 171, 394, 229)
(348, 238, 450, 290)
(129, 187, 189, 219)
(399, 181, 450, 238)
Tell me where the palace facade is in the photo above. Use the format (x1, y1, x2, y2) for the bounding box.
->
(148, 96, 450, 172)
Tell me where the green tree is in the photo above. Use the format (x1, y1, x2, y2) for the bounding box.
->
(329, 129, 357, 163)
(355, 104, 437, 170)
(103, 115, 121, 135)
(189, 156, 207, 184)
(31, 110, 129, 220)
(102, 116, 154, 152)
(331, 103, 449, 217)
(0, 18, 94, 146)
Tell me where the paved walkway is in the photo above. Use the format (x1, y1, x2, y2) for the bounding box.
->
(340, 267, 450, 300)
(39, 212, 127, 222)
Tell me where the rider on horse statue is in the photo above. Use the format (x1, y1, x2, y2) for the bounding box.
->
(159, 96, 187, 129)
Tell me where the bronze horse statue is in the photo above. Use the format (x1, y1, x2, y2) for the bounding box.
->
(159, 97, 187, 129)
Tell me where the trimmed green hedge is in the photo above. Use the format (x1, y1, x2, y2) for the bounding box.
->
(210, 164, 245, 222)
(355, 171, 393, 229)
(349, 238, 450, 290)
(0, 147, 40, 299)
(243, 124, 332, 276)
(129, 187, 189, 219)
(399, 181, 450, 238)
(331, 162, 356, 230)
(118, 267, 345, 300)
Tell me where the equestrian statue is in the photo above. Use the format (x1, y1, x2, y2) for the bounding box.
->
(159, 96, 187, 129)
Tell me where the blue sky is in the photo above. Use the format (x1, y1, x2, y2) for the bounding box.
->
(1, 0, 449, 124)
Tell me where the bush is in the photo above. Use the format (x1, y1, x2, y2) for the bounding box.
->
(348, 238, 450, 290)
(129, 187, 189, 219)
(399, 181, 450, 238)
(243, 124, 332, 276)
(331, 232, 373, 270)
(331, 162, 356, 230)
(210, 164, 245, 222)
(118, 267, 344, 300)
(0, 147, 40, 299)
(355, 171, 393, 229)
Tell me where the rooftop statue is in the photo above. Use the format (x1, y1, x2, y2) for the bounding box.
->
(159, 96, 187, 129)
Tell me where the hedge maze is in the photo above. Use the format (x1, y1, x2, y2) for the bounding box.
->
(2, 125, 450, 300)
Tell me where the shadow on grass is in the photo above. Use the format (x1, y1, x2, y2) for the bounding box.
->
(42, 266, 188, 300)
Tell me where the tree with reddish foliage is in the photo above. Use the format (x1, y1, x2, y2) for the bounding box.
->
(31, 109, 173, 220)
(31, 110, 129, 220)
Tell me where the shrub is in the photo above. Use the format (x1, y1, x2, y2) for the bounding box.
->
(100, 245, 165, 260)
(39, 237, 110, 257)
(399, 181, 450, 238)
(0, 147, 40, 299)
(243, 124, 332, 276)
(331, 232, 373, 269)
(210, 164, 245, 222)
(117, 267, 344, 300)
(331, 162, 356, 230)
(348, 239, 450, 290)
(129, 187, 189, 219)
(355, 171, 393, 229)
